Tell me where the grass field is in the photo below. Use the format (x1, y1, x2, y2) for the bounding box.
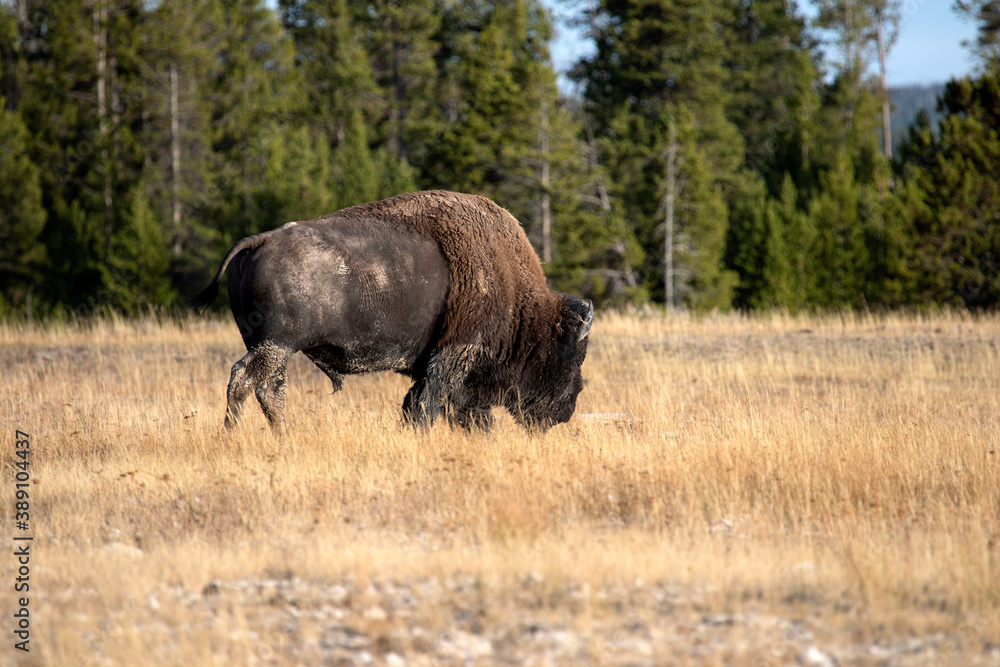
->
(1, 310, 998, 666)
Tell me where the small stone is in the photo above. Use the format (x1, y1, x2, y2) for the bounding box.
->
(363, 605, 387, 621)
(800, 645, 836, 667)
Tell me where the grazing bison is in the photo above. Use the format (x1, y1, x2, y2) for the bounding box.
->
(190, 190, 593, 431)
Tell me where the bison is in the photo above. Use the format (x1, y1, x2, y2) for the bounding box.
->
(190, 190, 593, 431)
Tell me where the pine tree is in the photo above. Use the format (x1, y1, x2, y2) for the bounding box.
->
(573, 0, 743, 309)
(725, 172, 772, 310)
(10, 0, 101, 310)
(5, 0, 175, 314)
(144, 0, 226, 270)
(869, 163, 921, 306)
(662, 103, 738, 310)
(100, 182, 173, 312)
(807, 149, 871, 308)
(0, 92, 46, 317)
(281, 0, 378, 144)
(813, 1, 901, 161)
(427, 0, 538, 200)
(337, 107, 381, 207)
(254, 123, 337, 225)
(810, 0, 891, 181)
(206, 0, 300, 243)
(353, 0, 441, 169)
(721, 0, 822, 191)
(871, 1, 901, 159)
(282, 0, 417, 207)
(539, 102, 646, 306)
(895, 73, 1000, 307)
(954, 0, 1000, 67)
(0, 7, 45, 318)
(773, 173, 816, 311)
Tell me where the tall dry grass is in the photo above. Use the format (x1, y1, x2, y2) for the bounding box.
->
(1, 310, 998, 665)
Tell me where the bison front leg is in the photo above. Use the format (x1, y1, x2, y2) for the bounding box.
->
(448, 406, 494, 432)
(401, 376, 445, 426)
(402, 346, 480, 427)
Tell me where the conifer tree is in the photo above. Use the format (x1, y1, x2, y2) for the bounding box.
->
(354, 0, 441, 169)
(954, 0, 1000, 67)
(144, 0, 227, 297)
(773, 173, 816, 312)
(660, 103, 738, 310)
(810, 0, 891, 180)
(794, 1, 894, 309)
(573, 0, 742, 309)
(6, 0, 175, 313)
(725, 173, 773, 310)
(807, 150, 871, 308)
(721, 0, 821, 191)
(427, 0, 539, 201)
(255, 123, 337, 224)
(0, 91, 46, 316)
(206, 0, 300, 242)
(281, 0, 378, 144)
(895, 73, 1000, 307)
(0, 8, 45, 317)
(539, 99, 646, 306)
(100, 182, 173, 312)
(282, 0, 415, 208)
(337, 107, 381, 207)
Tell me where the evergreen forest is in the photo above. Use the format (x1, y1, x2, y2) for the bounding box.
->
(1, 0, 999, 317)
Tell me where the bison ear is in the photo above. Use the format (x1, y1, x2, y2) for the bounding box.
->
(557, 296, 594, 359)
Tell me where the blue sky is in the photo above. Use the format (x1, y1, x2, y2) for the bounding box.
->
(884, 1, 976, 84)
(547, 1, 978, 89)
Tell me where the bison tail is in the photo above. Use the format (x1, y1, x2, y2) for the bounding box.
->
(187, 281, 221, 311)
(186, 233, 269, 311)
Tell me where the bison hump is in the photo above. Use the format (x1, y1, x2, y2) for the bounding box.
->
(329, 191, 553, 352)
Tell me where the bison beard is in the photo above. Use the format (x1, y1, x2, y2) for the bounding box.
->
(190, 190, 594, 432)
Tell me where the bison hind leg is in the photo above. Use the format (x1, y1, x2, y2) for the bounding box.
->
(225, 342, 292, 430)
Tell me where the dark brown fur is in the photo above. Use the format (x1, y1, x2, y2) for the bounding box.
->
(191, 190, 593, 431)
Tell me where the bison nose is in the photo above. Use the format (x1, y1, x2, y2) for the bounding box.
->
(554, 403, 574, 424)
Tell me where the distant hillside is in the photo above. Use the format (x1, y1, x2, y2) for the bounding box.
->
(887, 83, 946, 153)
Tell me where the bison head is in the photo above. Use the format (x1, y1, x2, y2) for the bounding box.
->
(511, 294, 594, 430)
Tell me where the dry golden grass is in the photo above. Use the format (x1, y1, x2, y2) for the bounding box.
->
(1, 310, 998, 665)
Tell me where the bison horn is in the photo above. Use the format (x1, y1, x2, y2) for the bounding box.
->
(578, 300, 594, 341)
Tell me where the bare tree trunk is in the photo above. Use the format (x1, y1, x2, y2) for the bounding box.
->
(875, 6, 893, 159)
(94, 0, 113, 257)
(539, 94, 551, 264)
(390, 40, 406, 161)
(663, 112, 679, 309)
(110, 26, 121, 204)
(584, 118, 612, 213)
(94, 0, 107, 168)
(845, 0, 854, 69)
(170, 63, 183, 257)
(12, 0, 31, 61)
(583, 116, 636, 290)
(243, 70, 251, 223)
(13, 0, 27, 25)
